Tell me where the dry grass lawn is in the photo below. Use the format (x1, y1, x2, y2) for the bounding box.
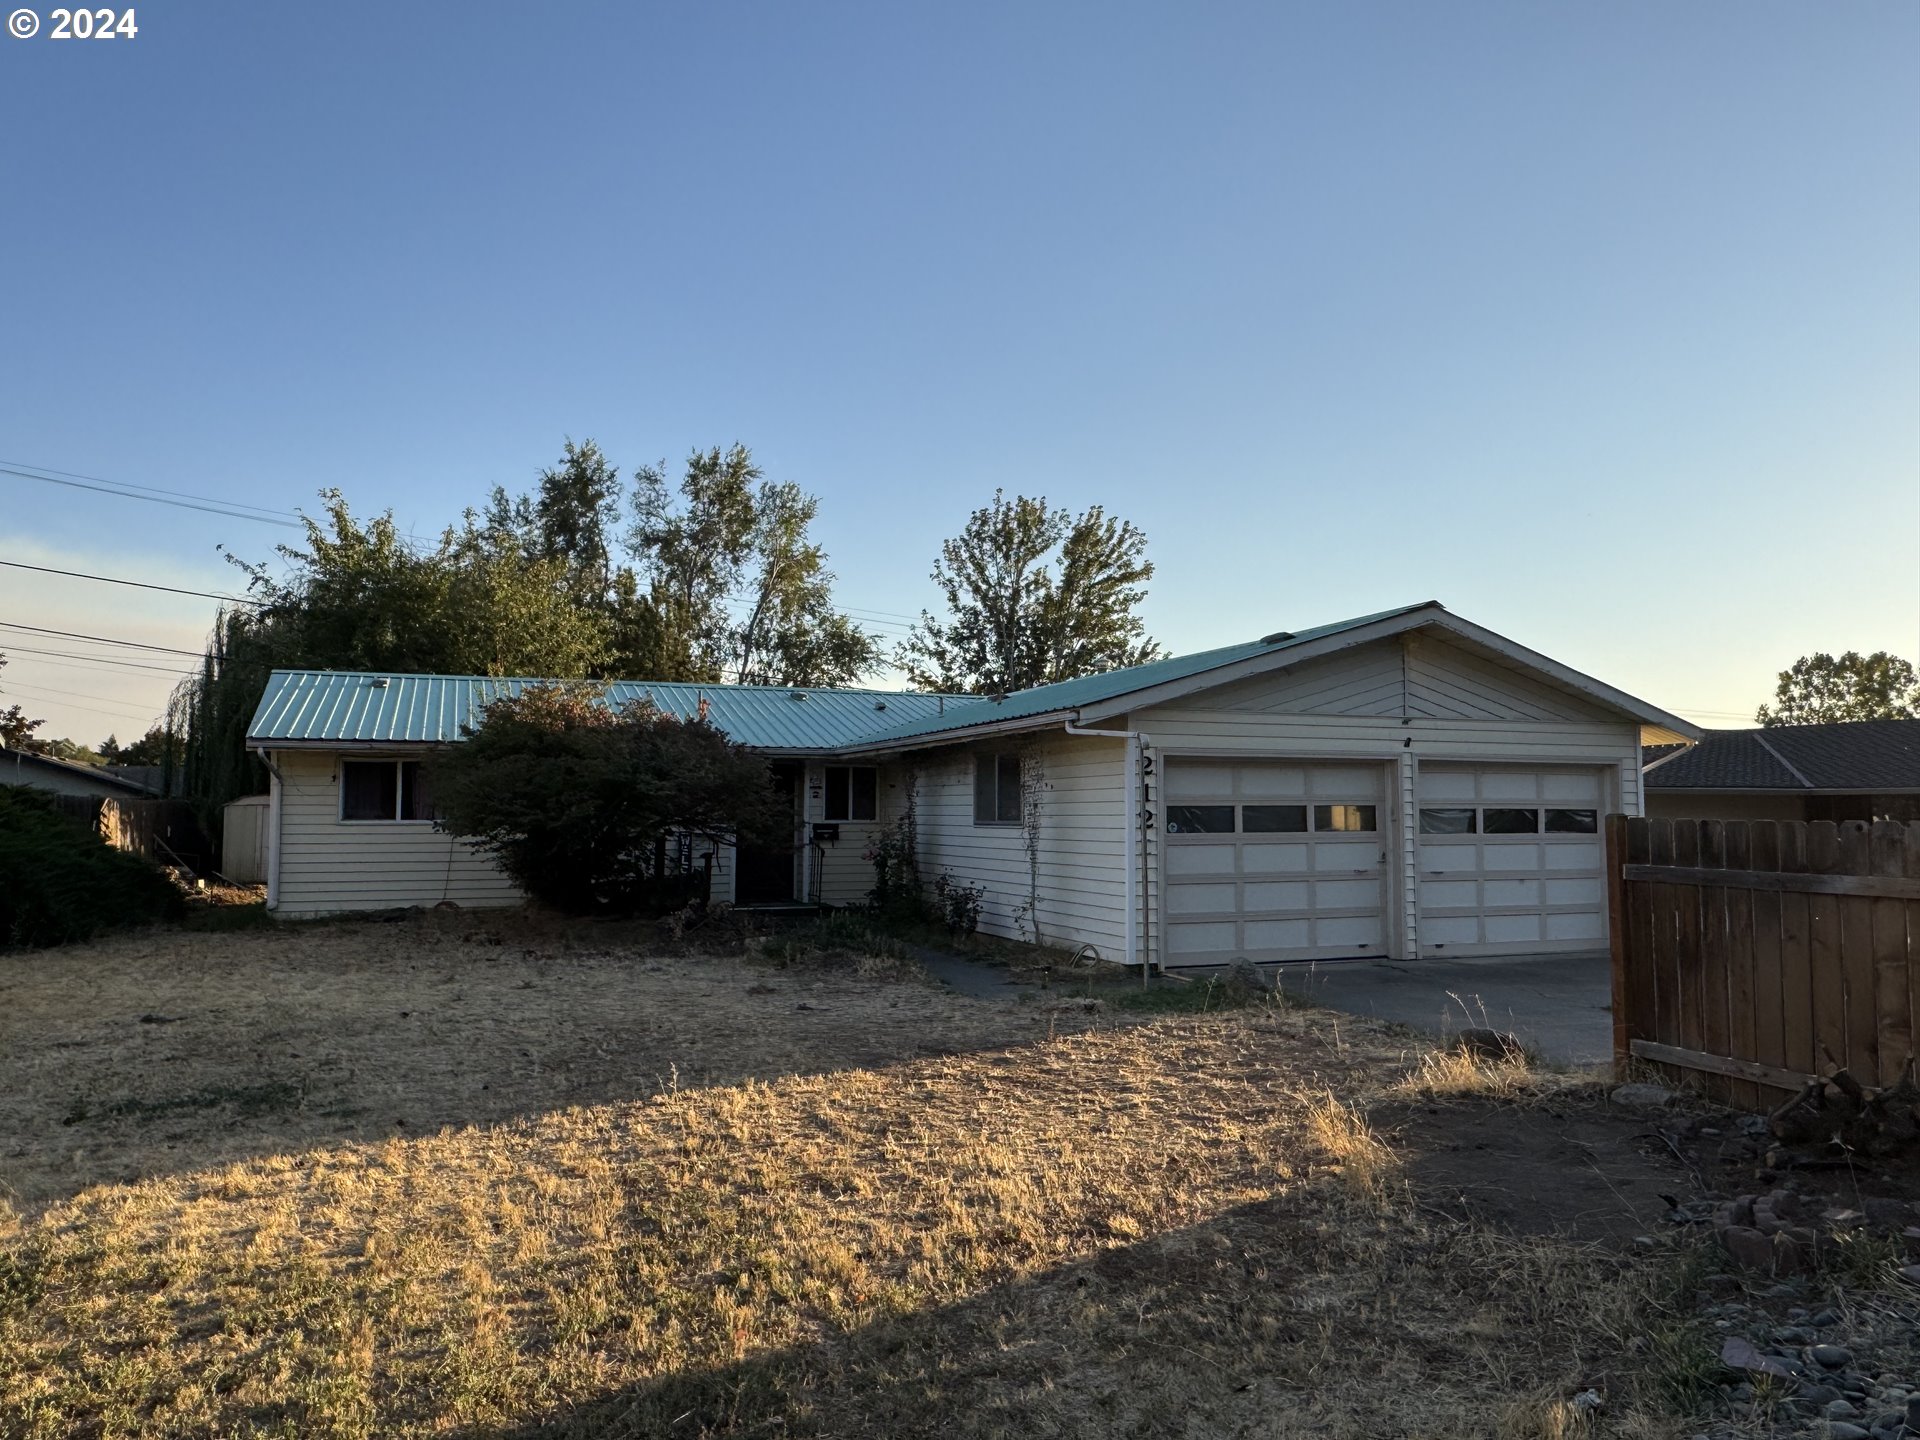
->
(0, 914, 1715, 1439)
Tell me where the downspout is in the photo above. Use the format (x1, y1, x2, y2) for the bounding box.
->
(1062, 720, 1150, 976)
(259, 749, 285, 912)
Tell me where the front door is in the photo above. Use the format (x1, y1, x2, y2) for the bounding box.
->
(734, 763, 799, 904)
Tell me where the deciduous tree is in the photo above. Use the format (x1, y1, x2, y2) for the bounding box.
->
(899, 490, 1160, 695)
(1755, 651, 1920, 726)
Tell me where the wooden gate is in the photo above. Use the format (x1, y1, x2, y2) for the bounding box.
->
(1606, 815, 1920, 1108)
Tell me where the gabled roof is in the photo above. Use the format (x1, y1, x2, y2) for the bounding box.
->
(246, 672, 956, 753)
(1, 747, 156, 795)
(1644, 720, 1920, 792)
(247, 602, 1700, 755)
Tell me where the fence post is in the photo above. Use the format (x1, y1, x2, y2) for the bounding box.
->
(1606, 812, 1630, 1079)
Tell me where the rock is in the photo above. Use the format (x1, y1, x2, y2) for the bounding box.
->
(1454, 1027, 1524, 1062)
(1800, 1383, 1842, 1406)
(1610, 1082, 1676, 1109)
(1826, 1398, 1861, 1420)
(1812, 1345, 1857, 1370)
(1812, 1308, 1841, 1327)
(1908, 1395, 1920, 1428)
(1223, 958, 1275, 996)
(1898, 1264, 1920, 1286)
(1633, 1234, 1657, 1250)
(1721, 1335, 1799, 1380)
(1776, 1327, 1813, 1345)
(1821, 1424, 1869, 1440)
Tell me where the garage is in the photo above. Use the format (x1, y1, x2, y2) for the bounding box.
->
(1415, 764, 1607, 957)
(1162, 760, 1388, 964)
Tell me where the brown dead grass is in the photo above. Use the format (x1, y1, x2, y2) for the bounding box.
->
(0, 917, 1714, 1439)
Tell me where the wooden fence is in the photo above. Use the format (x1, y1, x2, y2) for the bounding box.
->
(50, 795, 213, 872)
(1607, 815, 1920, 1109)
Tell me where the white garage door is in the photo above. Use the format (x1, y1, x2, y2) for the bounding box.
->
(1416, 764, 1607, 957)
(1163, 760, 1389, 965)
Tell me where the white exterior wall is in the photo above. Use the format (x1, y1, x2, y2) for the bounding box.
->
(907, 732, 1131, 957)
(269, 750, 522, 917)
(1123, 635, 1647, 964)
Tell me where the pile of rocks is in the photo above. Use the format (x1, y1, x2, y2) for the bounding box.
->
(1715, 1319, 1919, 1437)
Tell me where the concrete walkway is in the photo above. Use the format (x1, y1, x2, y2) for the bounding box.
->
(1268, 952, 1614, 1066)
(909, 945, 1030, 1000)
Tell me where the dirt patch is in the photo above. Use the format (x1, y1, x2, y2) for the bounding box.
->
(1379, 1091, 1688, 1242)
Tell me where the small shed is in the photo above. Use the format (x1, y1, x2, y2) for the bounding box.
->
(221, 795, 272, 884)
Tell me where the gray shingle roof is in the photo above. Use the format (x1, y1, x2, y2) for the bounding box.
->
(1644, 720, 1920, 791)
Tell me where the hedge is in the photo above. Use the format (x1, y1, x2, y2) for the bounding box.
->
(0, 787, 183, 948)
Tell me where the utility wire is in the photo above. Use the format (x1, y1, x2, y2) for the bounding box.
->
(0, 644, 197, 675)
(2, 683, 162, 725)
(0, 558, 263, 607)
(0, 621, 206, 657)
(0, 463, 306, 529)
(0, 458, 303, 520)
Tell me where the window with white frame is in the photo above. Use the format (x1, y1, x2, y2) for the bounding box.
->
(341, 759, 435, 821)
(973, 753, 1022, 825)
(824, 765, 878, 821)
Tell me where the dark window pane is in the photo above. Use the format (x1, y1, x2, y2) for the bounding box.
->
(850, 767, 878, 822)
(1242, 804, 1307, 833)
(400, 761, 434, 820)
(1545, 808, 1598, 834)
(1419, 807, 1476, 835)
(1313, 804, 1376, 833)
(825, 766, 851, 820)
(996, 755, 1022, 823)
(973, 756, 996, 824)
(1166, 805, 1235, 835)
(342, 760, 397, 820)
(1483, 808, 1540, 834)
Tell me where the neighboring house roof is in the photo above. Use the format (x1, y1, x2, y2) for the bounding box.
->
(248, 602, 1702, 755)
(1643, 720, 1920, 792)
(104, 764, 163, 794)
(0, 747, 156, 795)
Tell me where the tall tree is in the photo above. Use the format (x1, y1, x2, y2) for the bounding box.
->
(730, 482, 878, 687)
(898, 490, 1160, 695)
(626, 445, 761, 680)
(1756, 651, 1920, 726)
(0, 655, 44, 751)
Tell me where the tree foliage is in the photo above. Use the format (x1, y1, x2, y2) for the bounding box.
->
(1755, 651, 1920, 726)
(0, 655, 45, 752)
(429, 685, 788, 914)
(898, 490, 1160, 695)
(168, 438, 875, 819)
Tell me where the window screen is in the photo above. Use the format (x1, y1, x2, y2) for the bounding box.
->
(1544, 808, 1598, 834)
(1242, 804, 1307, 833)
(342, 760, 399, 820)
(973, 754, 1022, 825)
(824, 766, 878, 822)
(1166, 805, 1235, 834)
(1482, 808, 1541, 834)
(1419, 808, 1476, 835)
(1313, 804, 1376, 833)
(399, 761, 434, 820)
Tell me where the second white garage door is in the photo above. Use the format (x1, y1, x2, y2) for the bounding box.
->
(1163, 760, 1389, 965)
(1415, 764, 1608, 957)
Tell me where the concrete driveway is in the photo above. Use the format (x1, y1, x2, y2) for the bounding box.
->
(1268, 952, 1614, 1066)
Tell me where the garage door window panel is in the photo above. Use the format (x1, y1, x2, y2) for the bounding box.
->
(1243, 805, 1307, 833)
(1419, 808, 1476, 835)
(1482, 808, 1541, 834)
(1544, 808, 1598, 834)
(1166, 805, 1235, 834)
(1313, 804, 1376, 832)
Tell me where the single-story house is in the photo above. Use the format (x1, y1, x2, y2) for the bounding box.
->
(1643, 719, 1920, 824)
(243, 600, 1698, 966)
(1, 746, 158, 800)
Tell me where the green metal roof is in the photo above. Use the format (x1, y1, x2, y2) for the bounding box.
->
(246, 603, 1445, 753)
(246, 672, 958, 752)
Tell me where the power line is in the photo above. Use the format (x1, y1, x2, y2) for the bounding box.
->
(0, 463, 306, 530)
(0, 457, 302, 520)
(0, 558, 263, 607)
(2, 684, 161, 725)
(0, 621, 205, 656)
(0, 644, 197, 676)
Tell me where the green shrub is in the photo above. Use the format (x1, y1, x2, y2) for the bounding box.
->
(0, 789, 183, 948)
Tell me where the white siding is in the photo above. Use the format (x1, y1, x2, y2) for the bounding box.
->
(270, 750, 521, 917)
(798, 760, 910, 906)
(1125, 636, 1645, 963)
(907, 733, 1129, 958)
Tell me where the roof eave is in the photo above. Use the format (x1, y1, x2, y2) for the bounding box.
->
(834, 708, 1082, 757)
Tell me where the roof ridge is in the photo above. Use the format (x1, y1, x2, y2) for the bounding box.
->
(1747, 730, 1815, 789)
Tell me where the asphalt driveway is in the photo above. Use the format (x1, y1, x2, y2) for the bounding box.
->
(1269, 952, 1614, 1066)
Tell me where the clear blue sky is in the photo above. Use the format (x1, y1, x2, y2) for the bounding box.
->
(2, 1, 1915, 742)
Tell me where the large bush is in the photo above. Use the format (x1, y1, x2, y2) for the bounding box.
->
(431, 685, 788, 914)
(0, 789, 184, 948)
